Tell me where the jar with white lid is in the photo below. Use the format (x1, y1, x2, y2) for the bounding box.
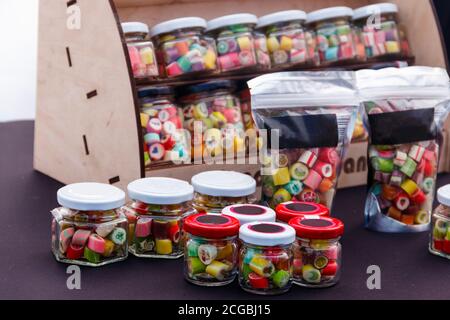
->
(275, 201, 330, 224)
(257, 10, 309, 69)
(126, 177, 195, 258)
(430, 185, 450, 259)
(191, 171, 257, 214)
(289, 215, 344, 288)
(353, 3, 402, 60)
(51, 183, 128, 267)
(122, 22, 159, 79)
(307, 7, 357, 64)
(222, 204, 275, 226)
(239, 221, 295, 295)
(183, 213, 240, 286)
(206, 13, 271, 74)
(150, 17, 218, 78)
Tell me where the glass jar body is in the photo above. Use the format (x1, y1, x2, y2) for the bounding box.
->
(193, 191, 257, 214)
(430, 204, 450, 259)
(125, 32, 159, 79)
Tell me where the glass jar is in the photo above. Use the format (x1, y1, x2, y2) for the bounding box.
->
(275, 201, 330, 224)
(307, 7, 357, 64)
(191, 170, 257, 214)
(430, 185, 450, 258)
(289, 216, 344, 288)
(353, 3, 402, 60)
(222, 204, 275, 226)
(126, 177, 195, 258)
(138, 86, 189, 166)
(180, 80, 245, 158)
(51, 183, 128, 267)
(257, 10, 309, 69)
(122, 22, 159, 79)
(239, 222, 295, 295)
(206, 13, 270, 73)
(150, 17, 218, 78)
(183, 214, 240, 286)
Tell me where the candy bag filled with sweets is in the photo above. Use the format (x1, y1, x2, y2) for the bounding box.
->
(357, 67, 450, 232)
(248, 71, 359, 209)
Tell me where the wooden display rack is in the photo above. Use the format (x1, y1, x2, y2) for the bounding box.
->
(35, 0, 449, 192)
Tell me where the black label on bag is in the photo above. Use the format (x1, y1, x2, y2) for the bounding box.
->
(368, 108, 437, 145)
(262, 114, 339, 149)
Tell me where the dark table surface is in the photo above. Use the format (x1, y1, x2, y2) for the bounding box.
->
(1, 121, 450, 300)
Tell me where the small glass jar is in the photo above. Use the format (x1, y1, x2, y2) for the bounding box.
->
(206, 13, 271, 73)
(51, 183, 128, 267)
(239, 222, 295, 295)
(183, 213, 240, 286)
(430, 185, 450, 259)
(307, 7, 357, 64)
(222, 204, 275, 226)
(180, 80, 245, 158)
(150, 17, 218, 78)
(353, 3, 402, 60)
(126, 177, 195, 258)
(191, 171, 257, 214)
(275, 201, 330, 224)
(122, 22, 159, 79)
(289, 216, 344, 288)
(257, 10, 309, 69)
(138, 86, 189, 166)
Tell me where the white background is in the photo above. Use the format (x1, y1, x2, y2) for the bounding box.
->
(0, 0, 38, 122)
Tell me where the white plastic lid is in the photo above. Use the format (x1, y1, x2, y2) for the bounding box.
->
(206, 13, 258, 32)
(127, 177, 194, 205)
(353, 3, 398, 21)
(222, 204, 276, 225)
(57, 182, 125, 211)
(257, 10, 307, 29)
(239, 222, 296, 246)
(149, 17, 207, 38)
(307, 6, 354, 24)
(121, 22, 149, 34)
(437, 185, 450, 207)
(191, 171, 256, 197)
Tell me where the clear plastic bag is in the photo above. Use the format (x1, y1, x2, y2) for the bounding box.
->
(248, 72, 359, 209)
(357, 67, 450, 232)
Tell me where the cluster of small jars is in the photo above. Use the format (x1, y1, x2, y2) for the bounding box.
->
(122, 4, 411, 80)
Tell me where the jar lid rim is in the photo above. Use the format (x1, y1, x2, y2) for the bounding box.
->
(276, 201, 330, 223)
(307, 6, 354, 24)
(222, 204, 276, 225)
(191, 171, 256, 197)
(206, 13, 258, 32)
(149, 17, 207, 38)
(437, 185, 450, 207)
(257, 10, 307, 29)
(121, 22, 149, 35)
(289, 215, 344, 239)
(183, 213, 240, 238)
(239, 222, 296, 246)
(353, 3, 398, 20)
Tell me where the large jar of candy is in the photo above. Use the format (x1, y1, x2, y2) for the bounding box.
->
(289, 216, 343, 288)
(206, 13, 270, 73)
(353, 3, 402, 60)
(238, 222, 295, 295)
(122, 22, 159, 79)
(257, 10, 309, 69)
(150, 17, 218, 78)
(179, 80, 245, 158)
(183, 214, 240, 286)
(126, 177, 195, 258)
(222, 204, 276, 226)
(51, 183, 128, 266)
(276, 201, 329, 223)
(138, 86, 189, 166)
(430, 185, 450, 259)
(191, 171, 257, 214)
(307, 7, 356, 64)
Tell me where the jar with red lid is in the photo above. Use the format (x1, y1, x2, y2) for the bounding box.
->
(238, 222, 295, 295)
(183, 213, 240, 286)
(222, 204, 275, 226)
(275, 201, 330, 223)
(429, 185, 450, 259)
(289, 216, 344, 288)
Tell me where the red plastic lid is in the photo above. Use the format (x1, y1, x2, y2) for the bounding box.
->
(276, 201, 330, 223)
(183, 213, 240, 239)
(289, 216, 344, 239)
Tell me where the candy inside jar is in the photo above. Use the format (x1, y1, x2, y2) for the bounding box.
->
(238, 222, 295, 295)
(126, 177, 195, 259)
(289, 216, 344, 288)
(51, 183, 128, 267)
(430, 185, 450, 258)
(183, 214, 240, 286)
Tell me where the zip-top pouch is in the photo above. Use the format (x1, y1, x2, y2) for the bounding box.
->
(248, 71, 359, 209)
(357, 67, 450, 233)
